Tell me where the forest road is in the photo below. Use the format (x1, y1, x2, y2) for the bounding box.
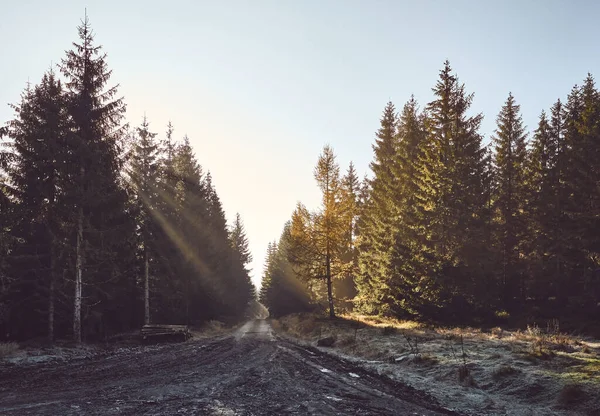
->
(0, 319, 459, 415)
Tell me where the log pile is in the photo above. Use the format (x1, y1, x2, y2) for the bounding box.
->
(140, 324, 191, 343)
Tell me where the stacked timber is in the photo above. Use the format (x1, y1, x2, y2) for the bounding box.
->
(140, 324, 191, 343)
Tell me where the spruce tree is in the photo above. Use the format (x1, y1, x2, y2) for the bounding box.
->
(129, 116, 159, 325)
(388, 96, 427, 316)
(6, 71, 70, 340)
(59, 15, 130, 342)
(230, 213, 253, 273)
(549, 98, 567, 299)
(336, 163, 359, 311)
(355, 102, 398, 314)
(525, 110, 556, 299)
(574, 76, 600, 295)
(414, 60, 488, 317)
(259, 241, 277, 305)
(171, 136, 207, 322)
(261, 226, 311, 317)
(492, 93, 528, 305)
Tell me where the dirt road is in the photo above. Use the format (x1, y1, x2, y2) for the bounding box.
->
(0, 320, 458, 415)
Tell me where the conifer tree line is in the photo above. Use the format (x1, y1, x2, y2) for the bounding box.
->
(0, 16, 255, 342)
(262, 60, 600, 326)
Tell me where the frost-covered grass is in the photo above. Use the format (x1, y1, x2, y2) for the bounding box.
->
(272, 313, 600, 415)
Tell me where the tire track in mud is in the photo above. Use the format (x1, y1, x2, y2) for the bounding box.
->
(0, 320, 460, 415)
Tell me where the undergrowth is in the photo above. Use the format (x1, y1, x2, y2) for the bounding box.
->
(0, 342, 19, 358)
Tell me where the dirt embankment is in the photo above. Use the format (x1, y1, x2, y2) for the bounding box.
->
(271, 313, 600, 416)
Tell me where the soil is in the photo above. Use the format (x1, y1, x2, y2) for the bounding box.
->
(0, 319, 458, 415)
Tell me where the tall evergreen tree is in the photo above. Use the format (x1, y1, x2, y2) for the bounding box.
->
(129, 116, 159, 325)
(355, 102, 398, 314)
(336, 163, 359, 311)
(413, 60, 488, 317)
(574, 76, 600, 296)
(6, 71, 71, 341)
(59, 14, 131, 342)
(549, 98, 567, 299)
(230, 213, 253, 273)
(525, 110, 556, 299)
(388, 96, 427, 316)
(492, 93, 528, 305)
(261, 227, 312, 317)
(259, 241, 277, 305)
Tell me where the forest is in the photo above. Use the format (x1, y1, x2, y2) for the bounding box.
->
(261, 60, 600, 334)
(0, 17, 255, 342)
(3, 15, 600, 346)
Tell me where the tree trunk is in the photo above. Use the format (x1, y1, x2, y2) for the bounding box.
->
(144, 246, 150, 325)
(48, 180, 57, 343)
(74, 204, 83, 344)
(326, 250, 335, 318)
(48, 259, 55, 343)
(48, 214, 56, 343)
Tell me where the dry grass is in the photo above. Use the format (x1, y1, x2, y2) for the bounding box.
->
(345, 314, 422, 331)
(204, 320, 224, 332)
(191, 320, 235, 338)
(491, 327, 504, 339)
(270, 312, 600, 414)
(279, 314, 320, 338)
(0, 342, 19, 358)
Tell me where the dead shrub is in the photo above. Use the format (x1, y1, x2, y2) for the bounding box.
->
(526, 324, 555, 359)
(449, 334, 475, 387)
(404, 334, 420, 358)
(558, 384, 586, 407)
(0, 342, 18, 358)
(581, 344, 591, 354)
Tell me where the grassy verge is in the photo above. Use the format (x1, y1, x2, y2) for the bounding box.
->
(271, 312, 600, 415)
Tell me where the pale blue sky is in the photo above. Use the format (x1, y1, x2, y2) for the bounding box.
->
(2, 0, 598, 289)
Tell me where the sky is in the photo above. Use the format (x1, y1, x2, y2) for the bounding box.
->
(2, 0, 600, 289)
